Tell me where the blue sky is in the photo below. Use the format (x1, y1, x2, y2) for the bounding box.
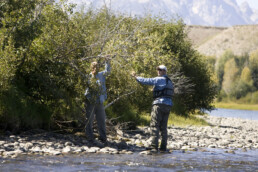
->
(236, 0, 258, 10)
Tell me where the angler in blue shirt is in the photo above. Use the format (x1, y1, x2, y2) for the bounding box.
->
(132, 65, 173, 152)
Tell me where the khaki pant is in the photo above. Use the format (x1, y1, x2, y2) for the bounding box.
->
(150, 104, 171, 150)
(85, 101, 107, 142)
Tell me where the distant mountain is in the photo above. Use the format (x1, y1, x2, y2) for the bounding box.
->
(186, 25, 258, 57)
(68, 0, 258, 26)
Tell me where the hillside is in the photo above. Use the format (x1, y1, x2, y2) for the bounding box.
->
(186, 25, 258, 57)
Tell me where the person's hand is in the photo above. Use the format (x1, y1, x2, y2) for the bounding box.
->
(131, 71, 136, 77)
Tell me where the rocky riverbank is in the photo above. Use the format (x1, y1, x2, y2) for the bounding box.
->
(0, 115, 257, 158)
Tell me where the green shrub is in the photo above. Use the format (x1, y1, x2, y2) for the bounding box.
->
(251, 91, 258, 104)
(230, 81, 253, 99)
(0, 1, 217, 131)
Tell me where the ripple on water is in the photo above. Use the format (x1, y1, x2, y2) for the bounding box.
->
(0, 149, 257, 171)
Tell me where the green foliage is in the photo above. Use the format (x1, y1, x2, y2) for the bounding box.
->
(213, 50, 258, 103)
(0, 1, 217, 131)
(222, 58, 239, 95)
(241, 67, 253, 84)
(216, 50, 235, 90)
(250, 91, 258, 104)
(230, 81, 253, 99)
(249, 50, 258, 89)
(205, 55, 216, 72)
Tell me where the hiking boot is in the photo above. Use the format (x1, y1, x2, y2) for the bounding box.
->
(88, 139, 105, 148)
(100, 140, 109, 147)
(160, 148, 169, 153)
(146, 144, 158, 151)
(150, 148, 159, 153)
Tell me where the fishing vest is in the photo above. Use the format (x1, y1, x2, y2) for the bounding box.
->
(153, 76, 174, 99)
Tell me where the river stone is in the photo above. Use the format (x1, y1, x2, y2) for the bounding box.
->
(62, 146, 71, 153)
(46, 142, 54, 147)
(4, 143, 14, 148)
(189, 142, 198, 148)
(134, 134, 142, 139)
(65, 142, 73, 146)
(73, 147, 82, 153)
(88, 147, 100, 153)
(50, 150, 61, 155)
(3, 151, 17, 156)
(13, 142, 19, 147)
(181, 146, 190, 150)
(119, 150, 128, 154)
(82, 146, 89, 151)
(31, 146, 41, 152)
(200, 144, 207, 147)
(139, 151, 152, 155)
(99, 148, 110, 154)
(135, 139, 142, 145)
(125, 151, 133, 154)
(208, 145, 217, 148)
(105, 147, 118, 152)
(24, 143, 33, 150)
(109, 150, 119, 154)
(189, 148, 198, 151)
(225, 150, 235, 154)
(9, 135, 16, 139)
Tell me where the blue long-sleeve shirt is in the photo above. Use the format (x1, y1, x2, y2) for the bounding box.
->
(136, 75, 173, 106)
(85, 62, 111, 104)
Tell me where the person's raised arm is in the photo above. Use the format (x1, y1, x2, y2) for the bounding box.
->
(102, 57, 111, 75)
(131, 71, 159, 86)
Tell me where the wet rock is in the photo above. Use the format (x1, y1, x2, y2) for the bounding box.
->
(88, 147, 100, 153)
(82, 146, 89, 152)
(62, 146, 71, 153)
(65, 142, 73, 146)
(50, 150, 61, 155)
(31, 146, 42, 153)
(188, 148, 198, 151)
(242, 148, 247, 152)
(208, 145, 217, 148)
(73, 147, 82, 153)
(24, 143, 33, 150)
(125, 151, 133, 154)
(181, 146, 190, 150)
(3, 151, 18, 157)
(225, 150, 235, 154)
(140, 151, 152, 155)
(99, 148, 110, 154)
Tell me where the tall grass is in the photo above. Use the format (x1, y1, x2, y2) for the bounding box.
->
(139, 113, 208, 127)
(214, 102, 258, 111)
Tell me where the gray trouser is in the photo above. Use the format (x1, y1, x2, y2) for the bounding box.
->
(85, 101, 106, 142)
(150, 104, 171, 150)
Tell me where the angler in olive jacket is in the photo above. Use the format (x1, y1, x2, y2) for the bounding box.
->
(85, 59, 111, 144)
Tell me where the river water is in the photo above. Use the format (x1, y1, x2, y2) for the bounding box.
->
(1, 149, 257, 171)
(205, 108, 258, 120)
(1, 108, 258, 171)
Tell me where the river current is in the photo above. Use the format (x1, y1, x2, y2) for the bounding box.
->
(205, 108, 258, 120)
(1, 149, 257, 171)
